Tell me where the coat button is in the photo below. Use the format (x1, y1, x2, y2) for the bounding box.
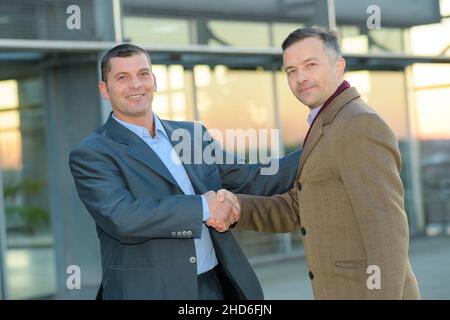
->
(182, 231, 187, 236)
(189, 257, 197, 264)
(301, 227, 307, 236)
(308, 271, 314, 280)
(187, 231, 192, 236)
(171, 232, 176, 237)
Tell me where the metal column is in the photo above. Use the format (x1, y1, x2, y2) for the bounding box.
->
(0, 169, 8, 299)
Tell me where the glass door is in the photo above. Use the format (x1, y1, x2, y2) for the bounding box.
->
(0, 76, 56, 299)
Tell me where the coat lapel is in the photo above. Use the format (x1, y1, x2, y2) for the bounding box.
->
(320, 87, 360, 126)
(297, 87, 361, 178)
(297, 117, 323, 177)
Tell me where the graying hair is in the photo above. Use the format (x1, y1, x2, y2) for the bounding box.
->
(282, 27, 341, 61)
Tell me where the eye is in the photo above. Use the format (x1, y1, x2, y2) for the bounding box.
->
(116, 75, 126, 81)
(306, 63, 316, 69)
(141, 71, 151, 77)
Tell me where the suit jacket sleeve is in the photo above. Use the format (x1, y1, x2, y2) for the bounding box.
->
(234, 189, 301, 233)
(200, 125, 301, 196)
(337, 113, 410, 299)
(69, 145, 203, 244)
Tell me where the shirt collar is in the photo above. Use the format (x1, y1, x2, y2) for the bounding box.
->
(307, 105, 322, 126)
(112, 112, 168, 140)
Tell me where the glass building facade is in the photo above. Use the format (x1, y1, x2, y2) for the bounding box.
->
(0, 0, 450, 299)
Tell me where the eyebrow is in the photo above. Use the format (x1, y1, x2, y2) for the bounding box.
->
(113, 68, 151, 78)
(114, 72, 127, 78)
(303, 57, 319, 63)
(284, 57, 319, 71)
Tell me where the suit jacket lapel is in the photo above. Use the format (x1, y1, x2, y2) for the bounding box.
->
(182, 164, 209, 194)
(104, 113, 181, 189)
(160, 119, 209, 194)
(126, 142, 180, 189)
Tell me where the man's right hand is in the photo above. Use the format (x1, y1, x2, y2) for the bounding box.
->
(204, 191, 240, 232)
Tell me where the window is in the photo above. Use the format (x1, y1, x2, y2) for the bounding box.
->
(0, 77, 55, 299)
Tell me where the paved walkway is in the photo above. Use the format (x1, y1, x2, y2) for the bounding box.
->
(48, 235, 450, 300)
(253, 235, 450, 299)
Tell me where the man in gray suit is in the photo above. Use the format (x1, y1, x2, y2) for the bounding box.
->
(69, 44, 300, 300)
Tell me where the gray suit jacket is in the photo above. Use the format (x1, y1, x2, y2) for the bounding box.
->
(69, 113, 300, 299)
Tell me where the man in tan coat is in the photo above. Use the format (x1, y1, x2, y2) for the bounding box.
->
(218, 28, 420, 299)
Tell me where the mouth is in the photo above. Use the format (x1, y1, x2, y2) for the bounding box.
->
(299, 86, 315, 94)
(126, 94, 146, 100)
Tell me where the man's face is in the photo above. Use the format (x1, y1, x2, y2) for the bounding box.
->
(283, 37, 345, 109)
(99, 53, 157, 120)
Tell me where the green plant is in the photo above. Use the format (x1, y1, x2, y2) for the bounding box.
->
(3, 179, 50, 235)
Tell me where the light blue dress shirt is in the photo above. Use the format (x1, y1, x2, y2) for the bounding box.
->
(307, 105, 322, 126)
(112, 113, 218, 275)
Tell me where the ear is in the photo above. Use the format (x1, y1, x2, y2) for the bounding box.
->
(98, 81, 110, 100)
(152, 72, 158, 92)
(336, 57, 346, 79)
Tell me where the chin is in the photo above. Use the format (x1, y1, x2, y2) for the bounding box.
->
(127, 102, 150, 111)
(298, 99, 314, 108)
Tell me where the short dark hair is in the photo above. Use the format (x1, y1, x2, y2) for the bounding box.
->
(281, 27, 341, 60)
(100, 43, 151, 82)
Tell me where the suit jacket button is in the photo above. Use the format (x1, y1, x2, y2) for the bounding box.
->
(177, 231, 182, 237)
(171, 232, 176, 237)
(187, 231, 192, 236)
(308, 271, 314, 280)
(301, 227, 307, 236)
(189, 257, 197, 264)
(182, 231, 187, 236)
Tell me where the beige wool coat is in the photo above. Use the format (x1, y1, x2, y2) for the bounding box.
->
(236, 87, 420, 299)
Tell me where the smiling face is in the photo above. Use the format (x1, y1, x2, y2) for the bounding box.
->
(283, 37, 345, 109)
(99, 52, 157, 123)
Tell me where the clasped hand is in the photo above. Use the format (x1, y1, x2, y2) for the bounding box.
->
(203, 189, 240, 232)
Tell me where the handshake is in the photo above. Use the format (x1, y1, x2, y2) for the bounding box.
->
(203, 189, 240, 233)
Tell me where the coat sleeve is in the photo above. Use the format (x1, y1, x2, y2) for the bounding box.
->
(337, 113, 410, 299)
(234, 189, 301, 233)
(69, 145, 203, 244)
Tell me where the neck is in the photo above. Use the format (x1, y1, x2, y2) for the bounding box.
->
(308, 104, 322, 111)
(310, 79, 347, 110)
(113, 111, 155, 135)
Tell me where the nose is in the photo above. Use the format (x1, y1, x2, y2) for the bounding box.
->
(295, 70, 308, 85)
(128, 76, 142, 89)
